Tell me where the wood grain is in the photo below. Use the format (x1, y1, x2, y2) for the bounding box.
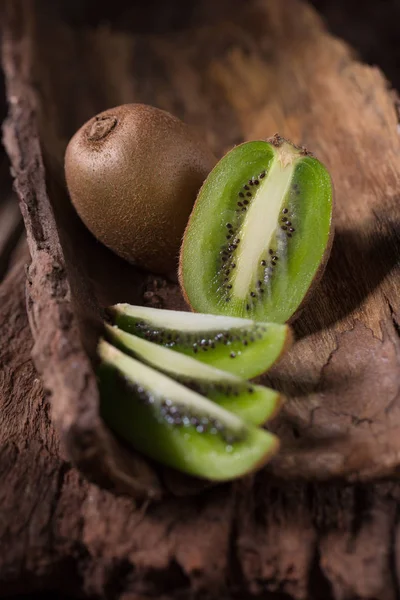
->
(1, 0, 400, 597)
(11, 0, 400, 482)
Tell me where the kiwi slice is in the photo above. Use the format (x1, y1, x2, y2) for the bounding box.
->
(108, 303, 292, 379)
(98, 341, 279, 481)
(179, 135, 334, 322)
(105, 324, 283, 426)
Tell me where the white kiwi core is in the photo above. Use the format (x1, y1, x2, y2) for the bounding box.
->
(232, 143, 300, 299)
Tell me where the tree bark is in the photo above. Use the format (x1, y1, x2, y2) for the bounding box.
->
(1, 264, 400, 600)
(1, 0, 400, 598)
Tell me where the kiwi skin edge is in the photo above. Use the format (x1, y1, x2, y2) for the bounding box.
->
(178, 135, 334, 323)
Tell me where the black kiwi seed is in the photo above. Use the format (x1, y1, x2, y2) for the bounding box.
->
(238, 202, 243, 207)
(244, 185, 250, 190)
(261, 260, 267, 266)
(226, 223, 232, 228)
(282, 226, 287, 230)
(250, 292, 256, 297)
(244, 200, 249, 205)
(239, 192, 244, 197)
(254, 180, 259, 185)
(282, 208, 288, 213)
(272, 255, 278, 261)
(289, 227, 295, 232)
(269, 249, 273, 255)
(246, 192, 252, 197)
(231, 263, 236, 268)
(230, 352, 236, 358)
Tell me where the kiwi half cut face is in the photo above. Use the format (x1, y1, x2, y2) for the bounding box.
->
(98, 341, 279, 481)
(105, 324, 283, 426)
(108, 303, 292, 379)
(179, 136, 334, 322)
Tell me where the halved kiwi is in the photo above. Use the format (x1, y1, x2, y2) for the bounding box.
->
(105, 324, 283, 426)
(108, 303, 292, 379)
(98, 341, 279, 481)
(179, 135, 334, 322)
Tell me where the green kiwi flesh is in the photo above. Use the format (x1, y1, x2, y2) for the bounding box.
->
(105, 324, 283, 426)
(179, 136, 334, 322)
(108, 303, 292, 379)
(98, 341, 279, 481)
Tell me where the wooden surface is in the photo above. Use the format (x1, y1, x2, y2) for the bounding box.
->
(1, 262, 400, 599)
(1, 0, 400, 597)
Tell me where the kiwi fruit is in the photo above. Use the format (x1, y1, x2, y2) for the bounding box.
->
(98, 341, 279, 481)
(105, 324, 283, 426)
(64, 104, 216, 275)
(108, 303, 292, 379)
(179, 135, 334, 322)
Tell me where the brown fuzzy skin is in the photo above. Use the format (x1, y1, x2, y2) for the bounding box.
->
(65, 104, 216, 275)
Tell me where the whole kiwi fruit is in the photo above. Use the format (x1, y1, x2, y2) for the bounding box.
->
(64, 104, 216, 276)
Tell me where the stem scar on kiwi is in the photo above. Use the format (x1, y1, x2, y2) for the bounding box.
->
(64, 103, 216, 276)
(179, 134, 334, 323)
